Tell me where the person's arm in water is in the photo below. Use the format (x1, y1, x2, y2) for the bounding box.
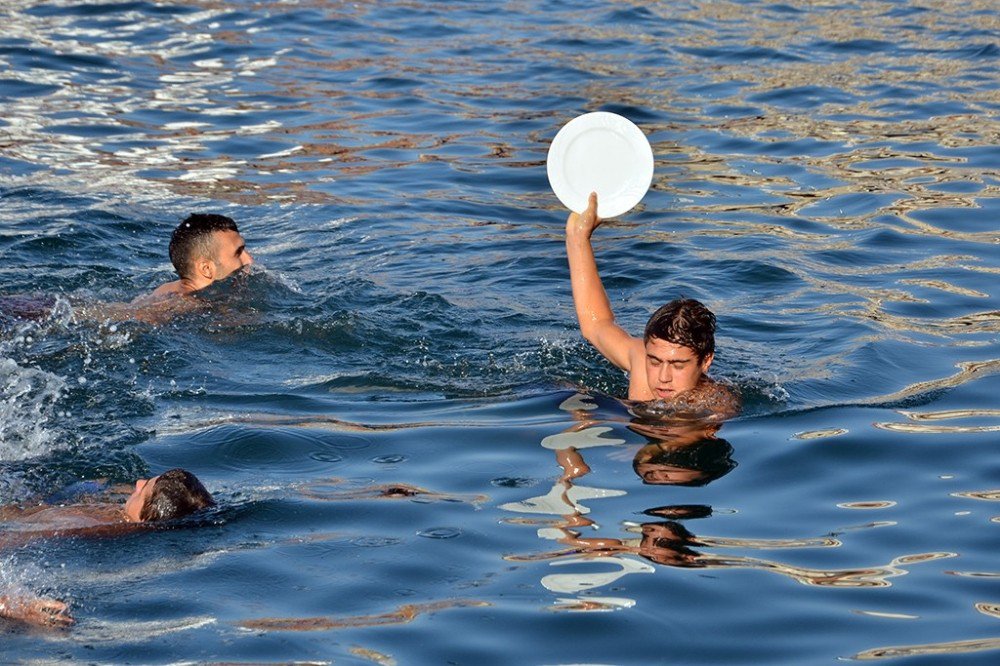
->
(0, 593, 73, 627)
(74, 293, 208, 325)
(565, 192, 643, 371)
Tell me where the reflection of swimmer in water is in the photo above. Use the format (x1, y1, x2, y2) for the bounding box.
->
(512, 419, 878, 590)
(524, 518, 706, 568)
(0, 468, 214, 627)
(503, 411, 736, 564)
(564, 193, 739, 418)
(629, 426, 737, 487)
(0, 213, 254, 325)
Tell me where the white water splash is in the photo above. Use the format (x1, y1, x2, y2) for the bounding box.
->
(0, 357, 68, 462)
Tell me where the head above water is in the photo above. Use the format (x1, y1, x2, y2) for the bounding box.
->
(643, 298, 716, 361)
(168, 213, 252, 287)
(642, 298, 717, 399)
(124, 468, 215, 523)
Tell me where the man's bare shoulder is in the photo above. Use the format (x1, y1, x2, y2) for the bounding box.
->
(135, 280, 190, 304)
(73, 287, 205, 325)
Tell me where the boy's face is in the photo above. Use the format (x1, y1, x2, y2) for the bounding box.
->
(643, 337, 713, 400)
(124, 475, 159, 522)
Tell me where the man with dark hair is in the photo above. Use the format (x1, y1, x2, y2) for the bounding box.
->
(565, 193, 738, 416)
(0, 468, 214, 627)
(125, 468, 215, 522)
(1, 467, 215, 540)
(2, 214, 253, 324)
(144, 213, 253, 301)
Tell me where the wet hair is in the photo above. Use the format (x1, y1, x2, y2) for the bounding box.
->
(643, 298, 716, 362)
(168, 214, 239, 279)
(139, 468, 215, 522)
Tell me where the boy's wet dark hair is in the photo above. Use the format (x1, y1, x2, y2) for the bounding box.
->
(168, 214, 239, 279)
(139, 468, 214, 522)
(643, 298, 716, 362)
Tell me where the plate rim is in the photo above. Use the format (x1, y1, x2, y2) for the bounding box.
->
(546, 111, 654, 218)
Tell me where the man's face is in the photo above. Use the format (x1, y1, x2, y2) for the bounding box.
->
(210, 230, 253, 281)
(644, 337, 712, 400)
(124, 475, 159, 522)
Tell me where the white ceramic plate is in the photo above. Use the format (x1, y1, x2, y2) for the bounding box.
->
(547, 112, 654, 218)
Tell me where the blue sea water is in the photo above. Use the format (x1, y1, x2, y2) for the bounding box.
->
(1, 0, 998, 663)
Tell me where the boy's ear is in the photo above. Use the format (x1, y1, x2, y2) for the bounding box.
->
(700, 352, 714, 372)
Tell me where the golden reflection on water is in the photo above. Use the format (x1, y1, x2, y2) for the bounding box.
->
(951, 490, 1000, 502)
(863, 359, 1000, 406)
(838, 501, 896, 510)
(874, 402, 1000, 434)
(1, 0, 997, 219)
(793, 428, 848, 440)
(236, 599, 490, 632)
(977, 603, 1000, 619)
(350, 645, 397, 666)
(298, 478, 490, 506)
(699, 551, 956, 589)
(853, 636, 1000, 661)
(875, 422, 1000, 434)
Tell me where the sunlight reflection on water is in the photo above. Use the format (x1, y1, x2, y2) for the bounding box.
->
(1, 0, 998, 663)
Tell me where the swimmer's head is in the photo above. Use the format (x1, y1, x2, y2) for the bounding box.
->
(169, 214, 253, 287)
(642, 299, 715, 399)
(643, 299, 716, 362)
(124, 468, 214, 523)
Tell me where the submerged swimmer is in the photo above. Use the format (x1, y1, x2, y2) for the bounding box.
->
(0, 468, 214, 627)
(565, 193, 739, 418)
(1, 213, 253, 325)
(1, 468, 214, 545)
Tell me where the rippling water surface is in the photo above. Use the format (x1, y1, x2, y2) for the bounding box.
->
(2, 0, 998, 663)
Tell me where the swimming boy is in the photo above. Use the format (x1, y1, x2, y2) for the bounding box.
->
(565, 193, 738, 417)
(0, 468, 214, 627)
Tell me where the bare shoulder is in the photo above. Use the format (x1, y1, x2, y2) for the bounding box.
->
(73, 287, 206, 325)
(686, 378, 742, 420)
(624, 336, 647, 370)
(133, 281, 186, 305)
(7, 504, 123, 530)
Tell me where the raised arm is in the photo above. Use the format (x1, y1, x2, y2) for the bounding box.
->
(565, 192, 640, 370)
